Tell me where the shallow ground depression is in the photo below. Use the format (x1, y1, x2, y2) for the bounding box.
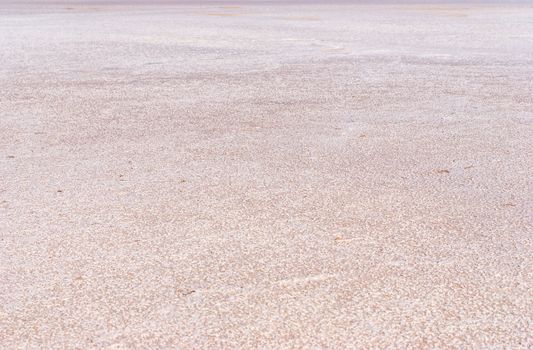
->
(1, 2, 533, 349)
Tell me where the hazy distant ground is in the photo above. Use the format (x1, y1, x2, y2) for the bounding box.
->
(1, 1, 532, 349)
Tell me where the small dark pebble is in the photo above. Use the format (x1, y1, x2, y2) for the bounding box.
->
(178, 289, 196, 296)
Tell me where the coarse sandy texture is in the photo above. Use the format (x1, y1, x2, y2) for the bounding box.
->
(1, 2, 533, 349)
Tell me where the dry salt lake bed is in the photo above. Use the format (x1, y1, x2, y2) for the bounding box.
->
(1, 1, 533, 348)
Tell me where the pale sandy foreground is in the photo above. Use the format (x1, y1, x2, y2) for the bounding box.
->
(1, 1, 532, 349)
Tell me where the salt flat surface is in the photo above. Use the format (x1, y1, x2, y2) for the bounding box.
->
(1, 2, 533, 348)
